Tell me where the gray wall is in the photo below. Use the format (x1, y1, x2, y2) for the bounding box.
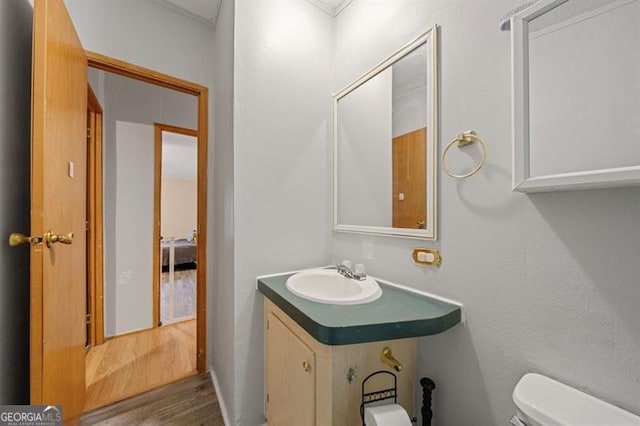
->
(333, 1, 640, 424)
(232, 1, 333, 423)
(0, 0, 32, 403)
(112, 121, 155, 335)
(211, 0, 235, 423)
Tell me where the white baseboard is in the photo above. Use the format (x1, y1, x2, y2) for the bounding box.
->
(209, 367, 231, 426)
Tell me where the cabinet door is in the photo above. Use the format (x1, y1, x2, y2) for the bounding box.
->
(266, 311, 315, 426)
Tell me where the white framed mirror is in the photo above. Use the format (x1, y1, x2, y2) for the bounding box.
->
(333, 26, 438, 239)
(512, 0, 640, 192)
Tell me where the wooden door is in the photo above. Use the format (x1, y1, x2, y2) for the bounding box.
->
(392, 128, 427, 229)
(31, 0, 87, 421)
(265, 312, 315, 426)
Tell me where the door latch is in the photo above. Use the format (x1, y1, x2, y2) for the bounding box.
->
(8, 233, 42, 247)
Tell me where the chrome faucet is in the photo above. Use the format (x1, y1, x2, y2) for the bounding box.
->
(332, 261, 367, 281)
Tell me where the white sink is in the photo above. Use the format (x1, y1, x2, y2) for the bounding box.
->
(285, 268, 382, 305)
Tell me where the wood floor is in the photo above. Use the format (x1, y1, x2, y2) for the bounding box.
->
(85, 320, 197, 412)
(161, 268, 196, 323)
(80, 373, 224, 425)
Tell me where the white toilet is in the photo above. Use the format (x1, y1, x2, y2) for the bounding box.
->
(511, 373, 640, 426)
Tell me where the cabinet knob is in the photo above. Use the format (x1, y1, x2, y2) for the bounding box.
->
(302, 361, 311, 372)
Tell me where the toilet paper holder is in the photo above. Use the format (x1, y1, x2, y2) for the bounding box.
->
(359, 372, 437, 426)
(359, 370, 399, 425)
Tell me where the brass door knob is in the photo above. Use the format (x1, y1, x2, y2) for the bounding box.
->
(302, 361, 311, 372)
(44, 231, 73, 247)
(8, 233, 42, 247)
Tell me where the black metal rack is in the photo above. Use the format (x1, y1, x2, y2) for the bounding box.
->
(359, 372, 436, 426)
(359, 370, 398, 426)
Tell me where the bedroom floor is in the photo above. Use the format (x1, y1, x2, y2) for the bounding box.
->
(84, 319, 196, 412)
(161, 268, 197, 323)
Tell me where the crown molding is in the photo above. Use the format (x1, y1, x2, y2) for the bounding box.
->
(151, 0, 220, 29)
(305, 0, 355, 17)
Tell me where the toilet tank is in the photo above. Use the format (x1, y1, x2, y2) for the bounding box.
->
(512, 373, 640, 426)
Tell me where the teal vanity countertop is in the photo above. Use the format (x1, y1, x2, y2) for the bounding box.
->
(257, 272, 462, 345)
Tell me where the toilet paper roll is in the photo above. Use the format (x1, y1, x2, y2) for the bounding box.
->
(364, 403, 411, 426)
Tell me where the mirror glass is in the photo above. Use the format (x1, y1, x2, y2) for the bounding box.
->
(334, 28, 437, 239)
(512, 0, 640, 191)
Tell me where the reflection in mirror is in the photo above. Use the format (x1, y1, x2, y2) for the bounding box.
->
(512, 0, 640, 191)
(334, 27, 437, 239)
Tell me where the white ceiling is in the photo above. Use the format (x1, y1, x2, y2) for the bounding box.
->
(154, 0, 354, 28)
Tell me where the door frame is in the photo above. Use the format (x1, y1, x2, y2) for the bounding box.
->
(152, 123, 199, 328)
(86, 51, 208, 372)
(86, 84, 105, 346)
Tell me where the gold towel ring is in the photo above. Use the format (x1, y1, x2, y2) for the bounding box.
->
(442, 130, 487, 179)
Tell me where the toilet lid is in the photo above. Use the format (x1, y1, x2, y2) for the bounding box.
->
(513, 374, 640, 426)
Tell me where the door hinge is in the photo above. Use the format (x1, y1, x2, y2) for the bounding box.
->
(266, 320, 269, 330)
(86, 314, 91, 324)
(87, 128, 91, 138)
(266, 393, 269, 404)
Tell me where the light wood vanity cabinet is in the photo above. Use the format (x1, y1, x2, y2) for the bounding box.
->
(264, 299, 416, 426)
(265, 308, 316, 426)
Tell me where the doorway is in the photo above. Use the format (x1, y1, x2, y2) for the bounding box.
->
(154, 124, 199, 327)
(27, 1, 208, 420)
(83, 52, 208, 411)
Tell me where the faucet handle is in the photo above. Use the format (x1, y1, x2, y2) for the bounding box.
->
(354, 263, 365, 276)
(341, 259, 352, 269)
